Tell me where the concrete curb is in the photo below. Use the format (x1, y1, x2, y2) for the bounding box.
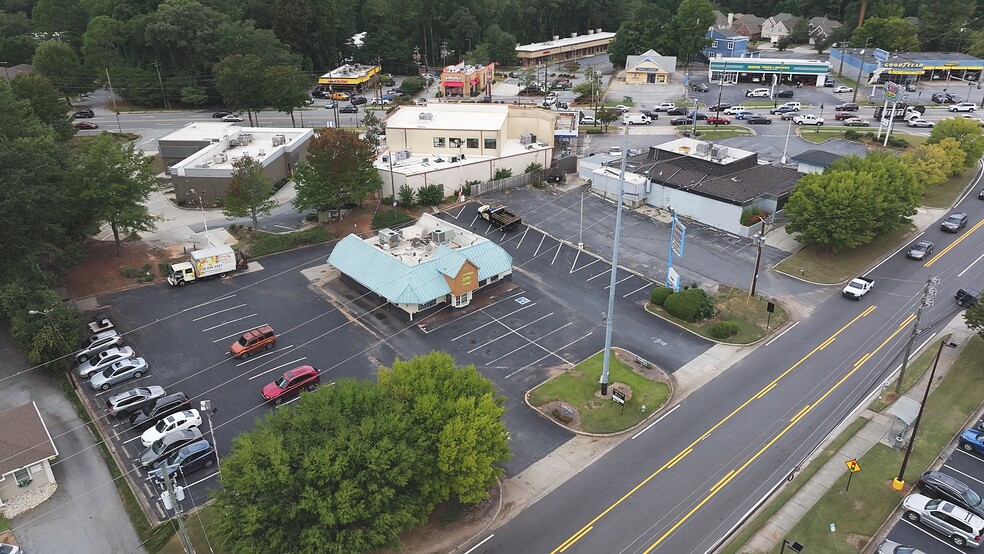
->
(449, 480, 504, 553)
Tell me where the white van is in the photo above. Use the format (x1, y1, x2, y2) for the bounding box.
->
(622, 113, 651, 125)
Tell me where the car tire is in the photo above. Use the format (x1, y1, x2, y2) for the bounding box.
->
(205, 459, 215, 468)
(134, 371, 143, 378)
(952, 535, 967, 547)
(101, 383, 110, 390)
(962, 442, 975, 451)
(273, 396, 283, 406)
(78, 354, 89, 363)
(178, 280, 186, 287)
(904, 510, 920, 522)
(307, 383, 319, 392)
(265, 342, 274, 350)
(240, 351, 249, 359)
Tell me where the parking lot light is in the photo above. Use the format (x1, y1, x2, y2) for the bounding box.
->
(200, 399, 219, 472)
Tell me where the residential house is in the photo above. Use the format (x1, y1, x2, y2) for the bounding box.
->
(791, 150, 843, 174)
(703, 28, 750, 60)
(0, 402, 58, 511)
(624, 49, 677, 84)
(808, 16, 842, 45)
(732, 14, 765, 41)
(762, 13, 801, 43)
(710, 9, 730, 29)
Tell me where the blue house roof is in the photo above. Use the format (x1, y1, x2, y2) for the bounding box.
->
(328, 231, 513, 305)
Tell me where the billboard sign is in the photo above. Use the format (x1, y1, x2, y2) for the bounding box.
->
(884, 81, 899, 101)
(874, 48, 889, 62)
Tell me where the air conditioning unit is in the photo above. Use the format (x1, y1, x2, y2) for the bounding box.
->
(213, 153, 228, 164)
(520, 134, 533, 145)
(272, 134, 286, 146)
(378, 228, 402, 248)
(228, 137, 240, 147)
(430, 228, 454, 244)
(239, 133, 253, 145)
(419, 112, 434, 120)
(695, 143, 711, 157)
(258, 149, 265, 156)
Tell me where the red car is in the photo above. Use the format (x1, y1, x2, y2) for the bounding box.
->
(74, 121, 98, 129)
(706, 116, 731, 125)
(833, 112, 855, 121)
(261, 365, 320, 405)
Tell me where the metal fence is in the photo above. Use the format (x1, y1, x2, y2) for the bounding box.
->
(471, 169, 549, 196)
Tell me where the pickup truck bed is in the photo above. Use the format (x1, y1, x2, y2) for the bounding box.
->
(842, 277, 874, 300)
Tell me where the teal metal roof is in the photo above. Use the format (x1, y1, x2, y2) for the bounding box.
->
(327, 234, 513, 305)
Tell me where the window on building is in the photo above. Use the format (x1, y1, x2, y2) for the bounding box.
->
(433, 137, 446, 148)
(420, 298, 437, 309)
(484, 138, 497, 149)
(727, 41, 734, 50)
(449, 137, 462, 147)
(466, 138, 479, 149)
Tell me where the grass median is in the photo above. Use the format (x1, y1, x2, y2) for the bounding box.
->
(646, 286, 788, 344)
(528, 350, 670, 434)
(773, 225, 914, 285)
(773, 335, 984, 553)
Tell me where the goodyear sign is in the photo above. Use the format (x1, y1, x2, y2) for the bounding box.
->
(884, 61, 925, 75)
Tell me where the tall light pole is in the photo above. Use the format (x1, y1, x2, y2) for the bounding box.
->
(893, 338, 958, 490)
(188, 188, 211, 245)
(599, 127, 630, 396)
(851, 38, 870, 105)
(200, 400, 219, 472)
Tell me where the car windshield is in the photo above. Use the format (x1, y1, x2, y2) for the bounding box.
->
(237, 336, 249, 346)
(154, 418, 170, 432)
(151, 436, 168, 454)
(947, 216, 962, 224)
(275, 375, 290, 388)
(967, 488, 983, 507)
(926, 498, 942, 509)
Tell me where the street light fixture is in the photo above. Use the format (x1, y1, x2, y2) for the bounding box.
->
(200, 400, 219, 471)
(188, 188, 211, 245)
(893, 339, 958, 490)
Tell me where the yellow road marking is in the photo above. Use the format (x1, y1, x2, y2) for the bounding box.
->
(925, 218, 984, 267)
(549, 307, 876, 554)
(557, 526, 592, 552)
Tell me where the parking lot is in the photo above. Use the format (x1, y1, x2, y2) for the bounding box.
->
(882, 424, 984, 552)
(77, 198, 712, 516)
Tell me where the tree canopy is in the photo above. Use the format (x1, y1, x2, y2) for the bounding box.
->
(928, 117, 984, 170)
(293, 128, 382, 222)
(222, 155, 278, 229)
(211, 352, 511, 554)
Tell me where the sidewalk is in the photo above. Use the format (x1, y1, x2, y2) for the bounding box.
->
(737, 317, 976, 554)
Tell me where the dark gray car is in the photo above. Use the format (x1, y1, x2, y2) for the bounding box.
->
(941, 212, 968, 232)
(917, 470, 984, 518)
(138, 427, 203, 469)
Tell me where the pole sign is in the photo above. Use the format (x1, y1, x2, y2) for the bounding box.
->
(845, 459, 861, 472)
(874, 48, 889, 62)
(612, 389, 626, 405)
(884, 81, 899, 101)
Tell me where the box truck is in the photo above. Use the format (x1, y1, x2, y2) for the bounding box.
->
(167, 246, 247, 287)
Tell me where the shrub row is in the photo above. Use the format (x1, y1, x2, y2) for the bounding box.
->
(245, 227, 334, 257)
(371, 209, 415, 230)
(652, 286, 715, 323)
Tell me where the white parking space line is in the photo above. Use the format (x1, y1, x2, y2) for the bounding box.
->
(533, 234, 546, 257)
(604, 274, 633, 290)
(504, 331, 593, 378)
(571, 258, 601, 274)
(897, 519, 966, 552)
(247, 357, 308, 381)
(192, 304, 248, 321)
(201, 313, 258, 332)
(586, 268, 612, 282)
(480, 311, 569, 363)
(765, 321, 799, 346)
(450, 303, 538, 342)
(447, 205, 467, 220)
(516, 227, 529, 249)
(956, 448, 984, 462)
(470, 213, 480, 227)
(185, 294, 236, 312)
(958, 250, 984, 277)
(466, 313, 555, 354)
(234, 345, 294, 367)
(485, 322, 574, 365)
(273, 224, 294, 230)
(463, 534, 495, 554)
(943, 465, 984, 487)
(550, 244, 563, 265)
(570, 249, 581, 273)
(211, 323, 270, 343)
(421, 290, 529, 335)
(623, 283, 651, 298)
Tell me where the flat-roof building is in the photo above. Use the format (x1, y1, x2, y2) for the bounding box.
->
(830, 48, 984, 86)
(316, 63, 381, 92)
(440, 61, 495, 98)
(159, 122, 313, 206)
(515, 30, 616, 67)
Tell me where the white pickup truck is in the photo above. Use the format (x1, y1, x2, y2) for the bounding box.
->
(794, 114, 825, 125)
(842, 277, 873, 300)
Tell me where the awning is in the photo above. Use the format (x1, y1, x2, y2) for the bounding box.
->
(444, 81, 463, 87)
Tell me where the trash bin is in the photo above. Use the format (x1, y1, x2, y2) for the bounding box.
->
(683, 132, 691, 138)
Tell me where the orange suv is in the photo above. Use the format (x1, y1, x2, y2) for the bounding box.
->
(230, 325, 276, 359)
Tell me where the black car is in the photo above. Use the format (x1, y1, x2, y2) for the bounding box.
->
(905, 83, 918, 92)
(311, 89, 331, 99)
(835, 103, 859, 111)
(746, 114, 772, 125)
(776, 89, 794, 98)
(666, 106, 688, 116)
(932, 92, 959, 104)
(708, 103, 731, 112)
(211, 111, 232, 118)
(105, 385, 166, 419)
(149, 440, 216, 480)
(770, 106, 796, 115)
(941, 212, 969, 232)
(670, 117, 695, 126)
(691, 82, 709, 92)
(688, 111, 708, 120)
(381, 78, 396, 87)
(340, 105, 359, 113)
(917, 471, 984, 518)
(640, 110, 659, 119)
(73, 109, 95, 118)
(130, 392, 191, 430)
(350, 96, 367, 105)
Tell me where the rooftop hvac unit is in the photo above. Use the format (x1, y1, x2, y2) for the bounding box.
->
(394, 149, 412, 161)
(228, 137, 240, 147)
(377, 228, 402, 248)
(213, 153, 228, 164)
(258, 149, 266, 156)
(419, 112, 434, 120)
(520, 133, 534, 145)
(272, 134, 286, 146)
(711, 146, 728, 160)
(694, 143, 711, 157)
(239, 133, 253, 145)
(430, 228, 454, 244)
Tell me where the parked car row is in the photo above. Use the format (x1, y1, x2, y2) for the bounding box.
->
(76, 327, 146, 391)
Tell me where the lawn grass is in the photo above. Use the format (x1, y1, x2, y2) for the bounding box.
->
(777, 335, 984, 553)
(370, 208, 415, 230)
(719, 416, 870, 554)
(772, 224, 915, 284)
(646, 286, 789, 344)
(868, 337, 947, 413)
(798, 128, 927, 148)
(672, 126, 755, 140)
(923, 168, 977, 208)
(157, 504, 228, 554)
(528, 351, 670, 434)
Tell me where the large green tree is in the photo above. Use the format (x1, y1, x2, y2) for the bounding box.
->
(293, 128, 382, 222)
(74, 134, 159, 255)
(10, 72, 75, 141)
(222, 156, 277, 229)
(784, 169, 882, 252)
(828, 151, 920, 236)
(849, 17, 920, 52)
(667, 0, 715, 64)
(32, 39, 87, 103)
(901, 142, 962, 188)
(965, 300, 984, 341)
(928, 117, 984, 169)
(263, 64, 311, 127)
(213, 53, 267, 124)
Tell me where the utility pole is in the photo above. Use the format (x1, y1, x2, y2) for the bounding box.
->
(153, 60, 170, 110)
(750, 218, 766, 296)
(162, 465, 196, 554)
(105, 68, 123, 133)
(600, 127, 630, 396)
(896, 276, 935, 394)
(851, 38, 870, 105)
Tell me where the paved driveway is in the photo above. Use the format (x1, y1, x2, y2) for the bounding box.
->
(0, 329, 143, 554)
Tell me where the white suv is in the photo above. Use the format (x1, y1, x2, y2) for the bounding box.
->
(746, 88, 770, 97)
(653, 102, 676, 111)
(903, 493, 984, 547)
(724, 105, 749, 115)
(950, 102, 977, 112)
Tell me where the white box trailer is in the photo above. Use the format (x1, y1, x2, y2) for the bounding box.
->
(167, 246, 247, 287)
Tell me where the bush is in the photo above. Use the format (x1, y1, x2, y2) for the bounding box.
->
(244, 227, 334, 258)
(843, 129, 861, 140)
(120, 266, 140, 279)
(525, 162, 543, 173)
(650, 286, 673, 306)
(371, 209, 415, 230)
(887, 136, 909, 148)
(304, 213, 318, 222)
(709, 320, 740, 339)
(177, 199, 187, 207)
(664, 288, 715, 323)
(398, 184, 416, 207)
(493, 168, 513, 180)
(417, 183, 444, 205)
(740, 208, 770, 226)
(158, 262, 172, 277)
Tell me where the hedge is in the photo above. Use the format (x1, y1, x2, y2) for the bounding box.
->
(650, 286, 673, 306)
(709, 320, 740, 339)
(664, 288, 714, 323)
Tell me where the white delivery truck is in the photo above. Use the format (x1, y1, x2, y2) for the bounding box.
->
(167, 246, 248, 287)
(622, 113, 651, 125)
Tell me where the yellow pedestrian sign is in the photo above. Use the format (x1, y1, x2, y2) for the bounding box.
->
(846, 459, 861, 473)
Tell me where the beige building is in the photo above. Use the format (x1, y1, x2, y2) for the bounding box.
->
(624, 50, 677, 84)
(159, 122, 313, 206)
(378, 104, 555, 197)
(515, 30, 616, 67)
(440, 61, 495, 98)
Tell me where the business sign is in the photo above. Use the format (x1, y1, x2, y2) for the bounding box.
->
(709, 59, 830, 75)
(612, 389, 626, 405)
(874, 48, 890, 62)
(884, 81, 899, 101)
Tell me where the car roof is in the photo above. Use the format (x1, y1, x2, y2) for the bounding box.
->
(178, 439, 212, 456)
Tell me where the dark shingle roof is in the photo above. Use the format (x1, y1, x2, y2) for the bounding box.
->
(653, 163, 801, 204)
(0, 402, 57, 475)
(791, 149, 843, 168)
